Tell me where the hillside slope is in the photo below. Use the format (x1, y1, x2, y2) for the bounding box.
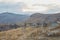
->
(0, 12, 29, 24)
(26, 13, 60, 23)
(0, 27, 60, 40)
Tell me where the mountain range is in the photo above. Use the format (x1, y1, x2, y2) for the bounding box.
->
(0, 12, 29, 24)
(0, 12, 60, 31)
(0, 12, 60, 25)
(26, 13, 60, 25)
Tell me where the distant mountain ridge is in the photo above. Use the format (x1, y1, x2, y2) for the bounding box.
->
(0, 12, 29, 24)
(26, 13, 60, 24)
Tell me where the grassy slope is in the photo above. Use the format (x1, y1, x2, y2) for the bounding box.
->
(0, 27, 60, 40)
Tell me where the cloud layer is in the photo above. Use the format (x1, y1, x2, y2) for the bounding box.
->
(0, 0, 60, 14)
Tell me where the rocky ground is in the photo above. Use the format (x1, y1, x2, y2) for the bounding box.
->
(0, 27, 60, 40)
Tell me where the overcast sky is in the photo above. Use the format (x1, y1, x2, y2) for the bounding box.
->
(0, 0, 60, 14)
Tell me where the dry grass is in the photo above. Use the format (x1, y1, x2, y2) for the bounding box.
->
(0, 27, 60, 40)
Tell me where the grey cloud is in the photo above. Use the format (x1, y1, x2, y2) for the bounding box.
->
(46, 6, 60, 14)
(0, 2, 25, 13)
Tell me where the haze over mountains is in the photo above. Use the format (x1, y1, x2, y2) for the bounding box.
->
(0, 12, 29, 24)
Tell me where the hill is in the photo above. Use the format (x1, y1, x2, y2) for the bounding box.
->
(26, 13, 60, 27)
(0, 27, 60, 40)
(0, 12, 29, 24)
(27, 13, 60, 23)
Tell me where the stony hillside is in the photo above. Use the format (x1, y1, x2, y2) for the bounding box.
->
(0, 27, 60, 40)
(26, 13, 60, 23)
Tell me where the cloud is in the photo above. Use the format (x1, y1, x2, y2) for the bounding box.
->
(19, 0, 60, 13)
(22, 5, 48, 13)
(0, 0, 21, 3)
(0, 0, 60, 14)
(44, 5, 60, 14)
(0, 1, 25, 13)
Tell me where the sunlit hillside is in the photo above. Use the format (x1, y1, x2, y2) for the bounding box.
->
(0, 27, 60, 40)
